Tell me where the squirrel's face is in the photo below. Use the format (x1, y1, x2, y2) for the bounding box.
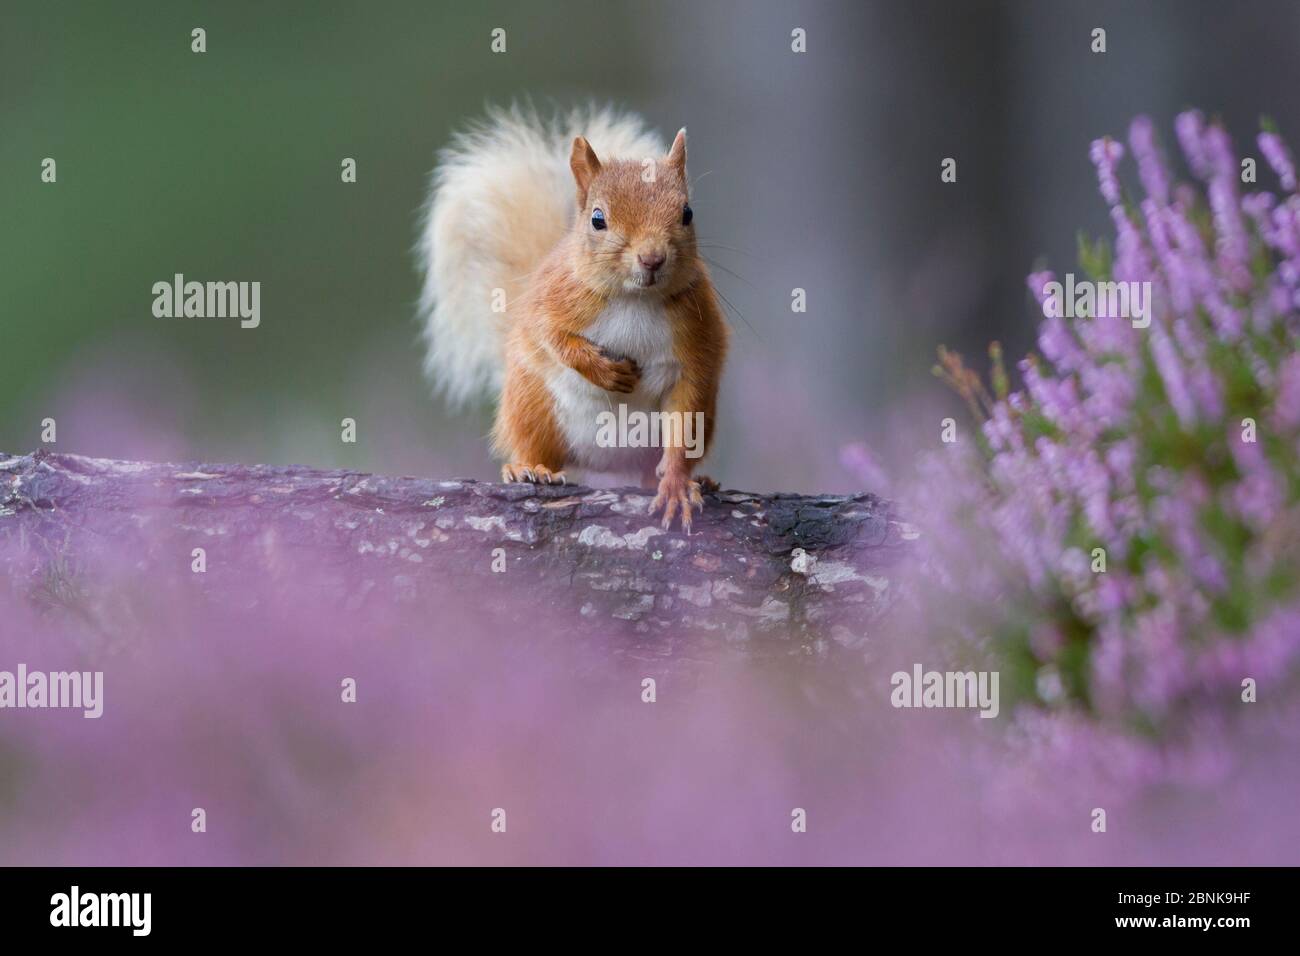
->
(569, 129, 699, 297)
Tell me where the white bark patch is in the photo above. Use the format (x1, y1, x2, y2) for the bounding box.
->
(577, 524, 664, 549)
(624, 526, 664, 549)
(808, 560, 889, 595)
(674, 581, 712, 607)
(464, 514, 524, 541)
(465, 514, 509, 534)
(102, 460, 152, 474)
(608, 494, 653, 515)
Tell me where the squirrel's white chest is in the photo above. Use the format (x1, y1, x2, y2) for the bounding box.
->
(546, 297, 680, 473)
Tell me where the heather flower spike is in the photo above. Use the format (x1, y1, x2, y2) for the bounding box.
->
(1259, 129, 1297, 192)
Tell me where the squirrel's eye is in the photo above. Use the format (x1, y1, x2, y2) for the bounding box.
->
(682, 204, 693, 226)
(591, 208, 606, 231)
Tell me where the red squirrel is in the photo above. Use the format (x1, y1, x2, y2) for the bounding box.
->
(418, 106, 728, 531)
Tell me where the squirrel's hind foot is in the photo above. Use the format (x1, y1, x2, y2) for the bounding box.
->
(652, 474, 706, 533)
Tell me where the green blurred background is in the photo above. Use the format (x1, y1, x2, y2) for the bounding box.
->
(6, 0, 1300, 490)
(4, 0, 660, 478)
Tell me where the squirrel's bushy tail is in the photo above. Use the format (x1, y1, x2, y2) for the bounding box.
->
(417, 103, 665, 407)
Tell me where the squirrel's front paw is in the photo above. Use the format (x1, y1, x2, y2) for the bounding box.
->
(502, 463, 567, 485)
(651, 473, 704, 533)
(590, 352, 641, 394)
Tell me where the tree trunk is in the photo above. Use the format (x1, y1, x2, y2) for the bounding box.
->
(0, 450, 915, 667)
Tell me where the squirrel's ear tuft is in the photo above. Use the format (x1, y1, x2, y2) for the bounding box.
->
(570, 136, 602, 204)
(666, 128, 687, 173)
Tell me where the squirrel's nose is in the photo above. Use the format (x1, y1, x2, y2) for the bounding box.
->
(637, 251, 667, 273)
